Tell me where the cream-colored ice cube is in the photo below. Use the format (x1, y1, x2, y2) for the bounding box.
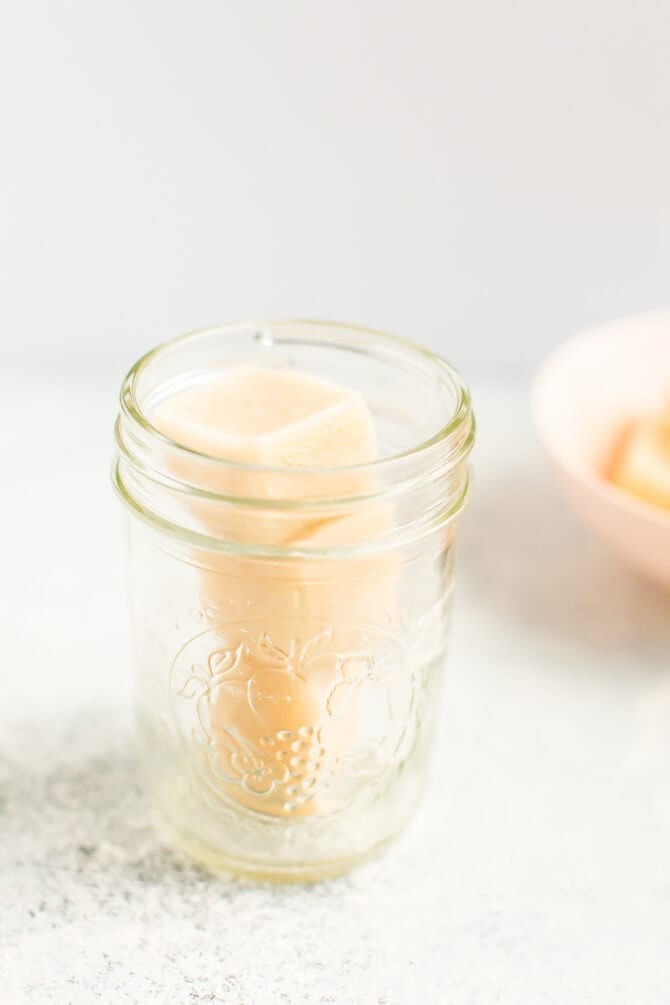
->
(151, 366, 379, 545)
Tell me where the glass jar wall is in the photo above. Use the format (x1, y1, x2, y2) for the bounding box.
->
(114, 321, 474, 880)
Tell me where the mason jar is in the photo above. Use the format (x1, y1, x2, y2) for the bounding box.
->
(113, 321, 474, 880)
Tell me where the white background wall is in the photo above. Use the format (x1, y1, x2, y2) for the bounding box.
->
(1, 0, 668, 378)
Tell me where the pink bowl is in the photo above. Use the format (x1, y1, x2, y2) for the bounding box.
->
(532, 311, 670, 589)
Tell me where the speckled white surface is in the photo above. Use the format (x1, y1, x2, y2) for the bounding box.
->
(2, 376, 669, 1004)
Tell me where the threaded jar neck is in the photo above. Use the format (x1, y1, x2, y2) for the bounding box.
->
(114, 320, 474, 557)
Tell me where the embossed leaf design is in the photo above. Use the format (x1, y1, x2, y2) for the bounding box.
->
(177, 663, 211, 700)
(178, 678, 205, 700)
(252, 632, 333, 682)
(293, 629, 335, 679)
(326, 676, 364, 719)
(254, 633, 292, 671)
(208, 641, 245, 682)
(298, 628, 333, 658)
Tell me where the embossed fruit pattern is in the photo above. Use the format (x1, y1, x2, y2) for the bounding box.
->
(170, 623, 413, 817)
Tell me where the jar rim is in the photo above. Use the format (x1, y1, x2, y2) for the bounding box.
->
(119, 318, 473, 478)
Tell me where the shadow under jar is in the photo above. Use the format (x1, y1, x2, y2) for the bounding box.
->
(113, 321, 474, 880)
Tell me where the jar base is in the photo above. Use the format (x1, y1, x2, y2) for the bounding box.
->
(154, 813, 395, 883)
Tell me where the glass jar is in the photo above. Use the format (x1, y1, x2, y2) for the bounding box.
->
(114, 321, 474, 880)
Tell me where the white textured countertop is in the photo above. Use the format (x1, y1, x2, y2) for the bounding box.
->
(2, 375, 669, 1004)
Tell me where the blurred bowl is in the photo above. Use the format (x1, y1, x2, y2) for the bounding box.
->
(532, 311, 670, 589)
